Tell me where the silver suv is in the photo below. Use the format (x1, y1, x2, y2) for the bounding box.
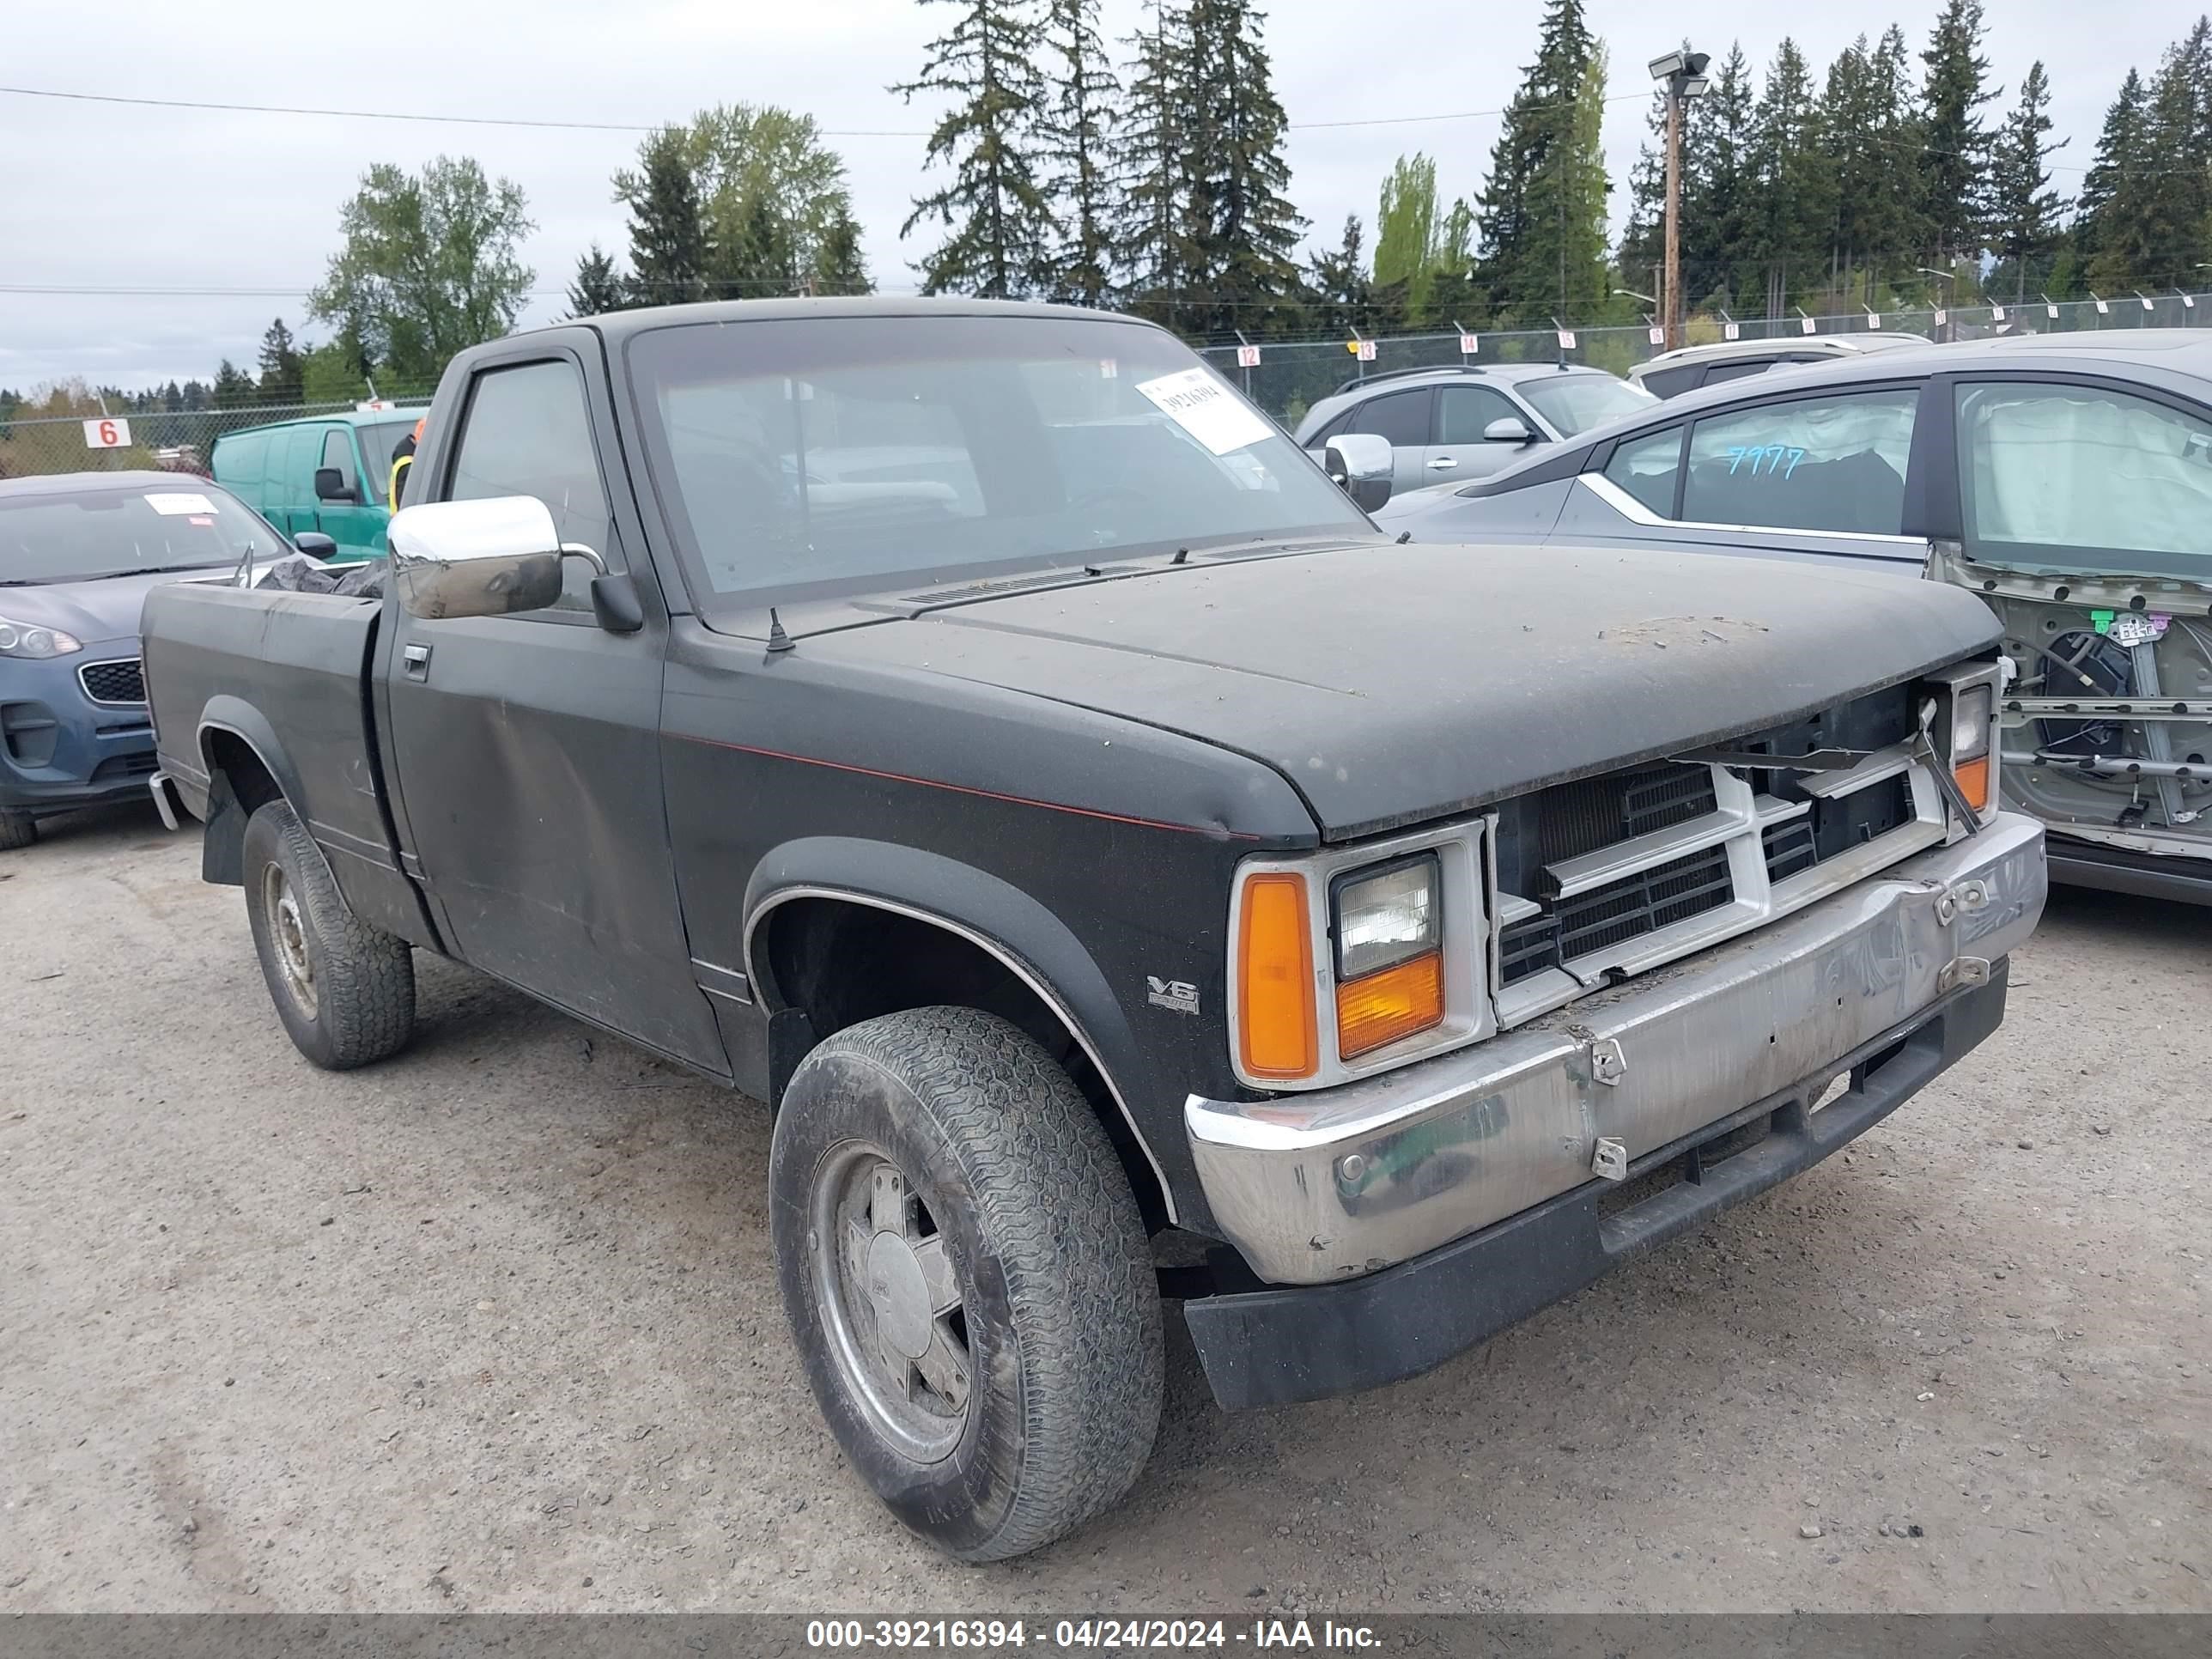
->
(1292, 363, 1655, 496)
(1627, 331, 1931, 398)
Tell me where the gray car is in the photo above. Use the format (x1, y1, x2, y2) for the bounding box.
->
(1627, 331, 1933, 398)
(1376, 329, 2212, 901)
(1292, 362, 1656, 496)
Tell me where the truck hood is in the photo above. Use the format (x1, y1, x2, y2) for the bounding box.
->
(812, 541, 2002, 841)
(0, 566, 230, 646)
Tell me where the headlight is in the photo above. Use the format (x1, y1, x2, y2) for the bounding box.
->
(1332, 854, 1439, 979)
(1331, 854, 1444, 1059)
(0, 617, 84, 659)
(1949, 683, 1994, 813)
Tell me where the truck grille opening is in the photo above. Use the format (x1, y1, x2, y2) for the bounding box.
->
(1501, 843, 1734, 983)
(1492, 684, 1939, 1006)
(78, 659, 146, 705)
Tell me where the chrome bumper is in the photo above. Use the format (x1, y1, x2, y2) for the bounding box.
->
(1185, 811, 2046, 1285)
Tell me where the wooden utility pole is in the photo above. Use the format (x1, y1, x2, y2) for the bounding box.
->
(1663, 90, 1683, 351)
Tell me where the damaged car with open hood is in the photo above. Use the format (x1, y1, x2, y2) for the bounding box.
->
(1377, 330, 2212, 901)
(139, 299, 2045, 1562)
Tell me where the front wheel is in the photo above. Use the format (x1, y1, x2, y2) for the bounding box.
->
(0, 810, 34, 852)
(769, 1006, 1164, 1562)
(241, 799, 416, 1069)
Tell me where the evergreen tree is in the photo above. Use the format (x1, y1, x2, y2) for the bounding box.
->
(1037, 0, 1120, 305)
(2135, 20, 2212, 285)
(2075, 70, 2149, 284)
(728, 191, 798, 295)
(211, 360, 258, 410)
(1304, 214, 1373, 339)
(1615, 86, 1669, 285)
(565, 244, 627, 316)
(1176, 0, 1304, 338)
(256, 318, 304, 404)
(1818, 31, 1922, 305)
(1475, 0, 1612, 324)
(623, 129, 714, 306)
(1917, 0, 1998, 264)
(1112, 3, 1200, 321)
(1987, 62, 2068, 303)
(817, 210, 873, 295)
(1749, 39, 1832, 314)
(895, 0, 1052, 298)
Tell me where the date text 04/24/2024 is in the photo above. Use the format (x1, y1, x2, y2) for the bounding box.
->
(803, 1619, 1382, 1650)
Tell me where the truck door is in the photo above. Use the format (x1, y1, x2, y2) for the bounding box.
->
(380, 338, 727, 1073)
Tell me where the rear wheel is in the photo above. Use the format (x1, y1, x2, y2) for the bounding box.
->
(241, 799, 416, 1069)
(769, 1006, 1163, 1562)
(0, 810, 34, 852)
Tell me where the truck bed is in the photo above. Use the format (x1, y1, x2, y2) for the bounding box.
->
(142, 581, 424, 944)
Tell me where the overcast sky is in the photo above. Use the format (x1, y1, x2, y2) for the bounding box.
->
(0, 0, 2185, 392)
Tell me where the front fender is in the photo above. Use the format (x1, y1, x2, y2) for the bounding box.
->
(741, 836, 1191, 1227)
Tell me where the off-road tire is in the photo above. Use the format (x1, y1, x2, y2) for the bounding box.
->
(770, 1006, 1164, 1563)
(241, 799, 415, 1069)
(0, 810, 34, 851)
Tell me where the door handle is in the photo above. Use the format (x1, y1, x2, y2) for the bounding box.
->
(402, 642, 431, 680)
(1427, 456, 1458, 469)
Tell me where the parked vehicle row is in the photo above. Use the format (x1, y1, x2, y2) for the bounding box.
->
(1378, 331, 2212, 900)
(210, 408, 419, 562)
(129, 299, 2042, 1562)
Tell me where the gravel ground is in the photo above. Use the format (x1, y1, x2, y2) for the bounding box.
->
(3, 802, 2206, 1615)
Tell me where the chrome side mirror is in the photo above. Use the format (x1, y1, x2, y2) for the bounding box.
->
(1483, 416, 1536, 444)
(1323, 433, 1394, 512)
(389, 496, 593, 620)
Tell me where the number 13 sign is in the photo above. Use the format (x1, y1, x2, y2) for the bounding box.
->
(83, 417, 132, 449)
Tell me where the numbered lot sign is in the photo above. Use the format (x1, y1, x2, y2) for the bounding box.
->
(1236, 343, 1261, 368)
(83, 417, 131, 449)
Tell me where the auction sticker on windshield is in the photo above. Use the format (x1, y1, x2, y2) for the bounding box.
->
(145, 493, 218, 516)
(1134, 367, 1273, 456)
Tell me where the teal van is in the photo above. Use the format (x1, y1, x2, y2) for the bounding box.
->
(211, 409, 422, 563)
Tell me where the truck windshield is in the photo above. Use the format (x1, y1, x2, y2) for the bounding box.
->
(0, 484, 276, 585)
(623, 313, 1370, 608)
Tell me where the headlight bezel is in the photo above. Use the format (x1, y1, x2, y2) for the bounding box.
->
(1227, 823, 1492, 1091)
(0, 617, 85, 660)
(1922, 660, 2003, 824)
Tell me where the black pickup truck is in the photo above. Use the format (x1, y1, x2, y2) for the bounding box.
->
(143, 298, 2046, 1562)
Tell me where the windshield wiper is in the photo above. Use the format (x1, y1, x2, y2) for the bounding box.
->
(122, 562, 234, 578)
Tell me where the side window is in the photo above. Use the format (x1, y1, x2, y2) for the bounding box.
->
(319, 428, 356, 495)
(1638, 365, 1705, 399)
(1600, 428, 1685, 517)
(1955, 381, 2212, 568)
(1345, 387, 1433, 447)
(1307, 410, 1352, 447)
(1681, 389, 1919, 535)
(447, 361, 613, 611)
(1436, 384, 1522, 445)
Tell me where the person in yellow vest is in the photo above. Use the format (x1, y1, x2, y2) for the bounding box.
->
(387, 417, 426, 512)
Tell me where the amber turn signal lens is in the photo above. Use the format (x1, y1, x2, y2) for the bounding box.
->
(1953, 754, 1991, 814)
(1335, 951, 1445, 1060)
(1238, 872, 1318, 1079)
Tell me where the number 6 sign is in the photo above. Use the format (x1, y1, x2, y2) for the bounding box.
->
(83, 416, 132, 449)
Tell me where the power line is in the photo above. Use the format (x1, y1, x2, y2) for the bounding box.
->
(0, 82, 1643, 137)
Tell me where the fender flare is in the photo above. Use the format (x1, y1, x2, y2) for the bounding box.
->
(741, 836, 1179, 1224)
(195, 700, 320, 888)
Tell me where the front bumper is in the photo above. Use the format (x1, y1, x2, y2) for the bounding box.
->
(1184, 811, 2045, 1288)
(0, 642, 158, 816)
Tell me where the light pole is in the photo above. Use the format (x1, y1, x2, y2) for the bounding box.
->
(1649, 47, 1711, 352)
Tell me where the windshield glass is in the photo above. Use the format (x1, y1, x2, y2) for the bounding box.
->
(1518, 373, 1657, 437)
(623, 314, 1369, 610)
(0, 484, 276, 584)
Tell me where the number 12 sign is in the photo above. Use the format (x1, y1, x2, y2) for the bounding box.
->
(83, 417, 132, 449)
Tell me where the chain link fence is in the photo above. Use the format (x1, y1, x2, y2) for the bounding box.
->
(1196, 289, 2211, 425)
(0, 394, 433, 483)
(3, 289, 2203, 480)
